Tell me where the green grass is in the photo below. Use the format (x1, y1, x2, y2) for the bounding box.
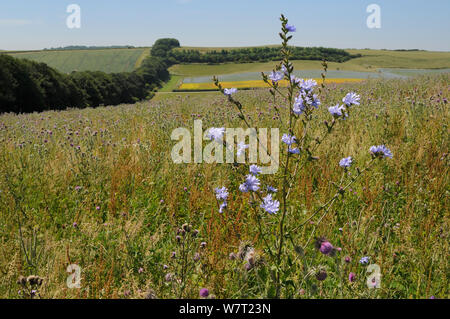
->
(7, 48, 148, 73)
(158, 75, 184, 92)
(0, 74, 448, 299)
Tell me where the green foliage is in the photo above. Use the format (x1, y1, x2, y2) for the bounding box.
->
(169, 46, 360, 64)
(0, 40, 174, 113)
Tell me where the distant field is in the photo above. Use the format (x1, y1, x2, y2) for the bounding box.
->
(170, 49, 450, 77)
(6, 46, 450, 77)
(7, 47, 149, 73)
(177, 78, 363, 91)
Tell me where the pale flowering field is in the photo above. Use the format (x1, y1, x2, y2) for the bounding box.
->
(0, 71, 448, 298)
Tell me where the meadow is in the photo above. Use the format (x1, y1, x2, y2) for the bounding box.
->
(7, 47, 149, 73)
(0, 72, 448, 298)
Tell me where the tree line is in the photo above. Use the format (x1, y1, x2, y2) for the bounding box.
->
(0, 42, 172, 114)
(164, 46, 361, 64)
(0, 38, 360, 113)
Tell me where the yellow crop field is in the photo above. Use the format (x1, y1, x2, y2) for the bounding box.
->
(177, 78, 364, 91)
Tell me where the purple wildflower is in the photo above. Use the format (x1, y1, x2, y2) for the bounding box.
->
(214, 186, 229, 201)
(339, 156, 353, 168)
(343, 92, 360, 106)
(224, 88, 237, 96)
(267, 186, 278, 193)
(370, 145, 393, 158)
(206, 127, 225, 142)
(328, 104, 345, 118)
(268, 71, 284, 82)
(239, 175, 260, 192)
(359, 256, 370, 264)
(260, 194, 280, 214)
(288, 147, 300, 154)
(281, 133, 296, 146)
(249, 164, 262, 175)
(219, 201, 227, 214)
(285, 24, 296, 32)
(236, 142, 249, 156)
(299, 79, 317, 92)
(199, 288, 210, 298)
(349, 272, 356, 282)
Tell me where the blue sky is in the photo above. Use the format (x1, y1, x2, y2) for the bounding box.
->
(1, 0, 449, 51)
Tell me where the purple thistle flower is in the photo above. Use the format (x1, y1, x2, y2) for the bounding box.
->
(165, 273, 174, 282)
(315, 237, 336, 256)
(319, 241, 334, 255)
(260, 194, 280, 214)
(339, 156, 353, 168)
(199, 288, 210, 298)
(370, 145, 393, 158)
(316, 269, 327, 281)
(349, 272, 356, 282)
(343, 92, 360, 106)
(224, 88, 237, 96)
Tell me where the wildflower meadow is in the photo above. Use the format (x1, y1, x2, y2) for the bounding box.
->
(0, 15, 448, 300)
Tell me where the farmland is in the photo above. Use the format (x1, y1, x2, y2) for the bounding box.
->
(7, 47, 149, 73)
(0, 73, 448, 298)
(1, 10, 449, 301)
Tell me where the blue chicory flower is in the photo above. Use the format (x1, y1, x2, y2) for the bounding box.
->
(224, 88, 237, 96)
(260, 194, 280, 214)
(239, 175, 260, 192)
(281, 133, 297, 146)
(249, 164, 262, 175)
(339, 156, 353, 168)
(343, 92, 360, 106)
(370, 145, 393, 158)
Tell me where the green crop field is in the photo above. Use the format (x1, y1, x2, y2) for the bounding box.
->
(6, 47, 149, 73)
(169, 49, 450, 77)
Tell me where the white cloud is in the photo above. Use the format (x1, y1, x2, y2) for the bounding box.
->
(0, 19, 33, 27)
